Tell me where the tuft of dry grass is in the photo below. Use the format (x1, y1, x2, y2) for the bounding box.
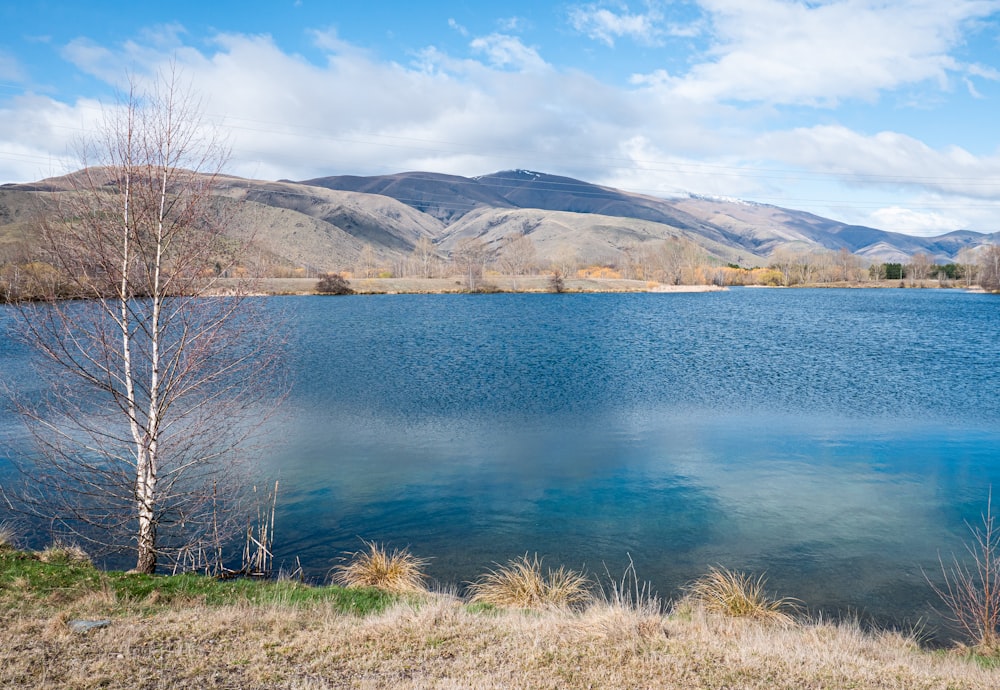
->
(330, 540, 428, 594)
(685, 566, 800, 624)
(468, 553, 593, 610)
(0, 523, 14, 551)
(38, 541, 91, 565)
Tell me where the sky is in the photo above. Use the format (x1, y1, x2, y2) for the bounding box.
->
(2, 1, 1000, 237)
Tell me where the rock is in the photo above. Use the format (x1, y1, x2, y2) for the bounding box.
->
(68, 619, 111, 633)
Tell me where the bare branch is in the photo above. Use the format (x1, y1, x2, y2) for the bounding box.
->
(6, 69, 278, 574)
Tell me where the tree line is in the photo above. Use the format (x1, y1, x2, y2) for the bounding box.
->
(8, 230, 1000, 299)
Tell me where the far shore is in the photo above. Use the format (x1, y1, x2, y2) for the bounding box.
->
(226, 276, 984, 296)
(244, 276, 728, 295)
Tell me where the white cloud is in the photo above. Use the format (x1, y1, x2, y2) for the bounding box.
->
(60, 38, 119, 82)
(756, 125, 1000, 200)
(447, 18, 469, 37)
(569, 3, 666, 47)
(497, 17, 527, 32)
(0, 93, 101, 182)
(641, 0, 1000, 105)
(469, 34, 548, 72)
(867, 207, 968, 236)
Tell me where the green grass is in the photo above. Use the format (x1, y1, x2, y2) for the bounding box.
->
(0, 548, 398, 617)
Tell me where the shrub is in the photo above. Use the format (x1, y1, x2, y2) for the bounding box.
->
(316, 273, 354, 295)
(685, 566, 799, 624)
(330, 540, 428, 594)
(927, 494, 1000, 651)
(468, 553, 592, 609)
(549, 269, 565, 293)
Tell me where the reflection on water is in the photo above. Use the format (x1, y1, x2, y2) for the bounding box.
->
(3, 289, 1000, 637)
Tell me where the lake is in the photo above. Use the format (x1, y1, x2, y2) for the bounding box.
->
(3, 288, 1000, 636)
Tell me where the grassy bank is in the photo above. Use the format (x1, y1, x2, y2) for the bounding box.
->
(2, 546, 999, 689)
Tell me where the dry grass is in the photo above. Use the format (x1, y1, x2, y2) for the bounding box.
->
(468, 553, 593, 610)
(685, 566, 800, 625)
(329, 540, 429, 594)
(3, 592, 1000, 689)
(0, 523, 14, 550)
(3, 547, 1000, 688)
(37, 541, 91, 566)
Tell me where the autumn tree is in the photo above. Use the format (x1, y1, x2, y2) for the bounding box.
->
(8, 70, 275, 574)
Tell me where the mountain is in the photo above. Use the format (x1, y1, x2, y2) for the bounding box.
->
(2, 168, 996, 275)
(301, 170, 998, 265)
(299, 171, 515, 224)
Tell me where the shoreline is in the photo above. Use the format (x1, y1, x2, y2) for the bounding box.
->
(220, 276, 984, 297)
(3, 547, 998, 689)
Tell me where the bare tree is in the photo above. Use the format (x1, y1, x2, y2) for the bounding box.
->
(8, 70, 276, 574)
(909, 252, 933, 283)
(356, 244, 378, 279)
(452, 237, 489, 291)
(980, 245, 1000, 292)
(497, 232, 537, 277)
(956, 247, 980, 288)
(677, 239, 708, 285)
(409, 236, 439, 278)
(551, 248, 579, 280)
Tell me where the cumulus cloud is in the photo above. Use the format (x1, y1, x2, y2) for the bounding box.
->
(867, 207, 968, 236)
(640, 0, 999, 105)
(569, 3, 667, 46)
(756, 125, 1000, 200)
(469, 34, 548, 72)
(0, 93, 102, 182)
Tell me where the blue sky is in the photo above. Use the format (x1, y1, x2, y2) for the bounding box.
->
(2, 1, 1000, 236)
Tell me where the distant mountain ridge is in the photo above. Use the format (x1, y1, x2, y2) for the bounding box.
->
(301, 169, 998, 264)
(2, 168, 996, 275)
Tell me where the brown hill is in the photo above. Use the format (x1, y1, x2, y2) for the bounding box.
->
(3, 168, 997, 276)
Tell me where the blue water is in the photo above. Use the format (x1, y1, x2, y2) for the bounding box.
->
(3, 288, 1000, 635)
